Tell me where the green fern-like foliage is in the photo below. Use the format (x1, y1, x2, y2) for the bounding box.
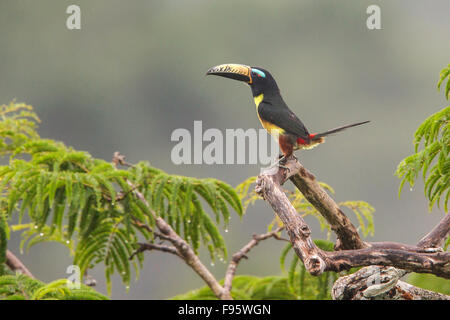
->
(290, 185, 374, 238)
(406, 273, 450, 296)
(0, 211, 7, 275)
(396, 67, 449, 211)
(278, 239, 338, 300)
(171, 275, 294, 300)
(438, 64, 450, 100)
(0, 273, 108, 300)
(172, 275, 303, 300)
(172, 241, 337, 300)
(237, 177, 375, 238)
(0, 102, 243, 294)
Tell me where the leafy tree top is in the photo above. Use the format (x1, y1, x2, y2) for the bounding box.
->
(396, 66, 450, 212)
(0, 102, 243, 294)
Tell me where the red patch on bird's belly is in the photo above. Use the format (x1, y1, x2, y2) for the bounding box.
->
(296, 137, 306, 145)
(279, 135, 294, 157)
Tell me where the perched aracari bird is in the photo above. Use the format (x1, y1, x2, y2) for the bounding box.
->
(206, 63, 369, 165)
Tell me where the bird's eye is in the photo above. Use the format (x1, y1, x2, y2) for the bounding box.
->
(251, 69, 266, 78)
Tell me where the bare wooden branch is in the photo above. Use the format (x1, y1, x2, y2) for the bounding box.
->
(334, 213, 450, 299)
(255, 157, 450, 280)
(5, 250, 34, 278)
(270, 158, 367, 250)
(223, 227, 286, 294)
(325, 247, 450, 278)
(332, 266, 450, 300)
(113, 152, 232, 300)
(113, 151, 449, 300)
(368, 241, 443, 253)
(153, 216, 233, 299)
(131, 219, 174, 242)
(417, 213, 450, 249)
(130, 242, 181, 259)
(256, 171, 328, 275)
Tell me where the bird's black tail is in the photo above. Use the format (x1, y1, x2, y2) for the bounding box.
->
(312, 120, 370, 140)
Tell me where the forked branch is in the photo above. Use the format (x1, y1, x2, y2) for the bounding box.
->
(256, 157, 450, 282)
(114, 152, 286, 300)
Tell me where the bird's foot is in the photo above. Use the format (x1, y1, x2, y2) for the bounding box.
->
(278, 155, 287, 165)
(261, 154, 294, 174)
(278, 153, 297, 163)
(274, 155, 290, 172)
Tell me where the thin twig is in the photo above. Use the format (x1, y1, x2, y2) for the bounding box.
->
(113, 152, 232, 300)
(223, 226, 286, 294)
(417, 213, 450, 249)
(131, 219, 173, 242)
(130, 242, 181, 259)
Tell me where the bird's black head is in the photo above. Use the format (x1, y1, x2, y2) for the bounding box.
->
(206, 63, 279, 97)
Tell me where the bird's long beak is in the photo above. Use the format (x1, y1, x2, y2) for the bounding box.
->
(206, 63, 252, 84)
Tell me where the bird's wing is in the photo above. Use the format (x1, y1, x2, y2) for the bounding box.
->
(258, 102, 310, 139)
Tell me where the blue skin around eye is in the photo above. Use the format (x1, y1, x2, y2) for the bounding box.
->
(251, 68, 266, 78)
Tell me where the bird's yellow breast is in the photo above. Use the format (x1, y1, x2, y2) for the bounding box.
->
(254, 94, 285, 138)
(254, 93, 264, 108)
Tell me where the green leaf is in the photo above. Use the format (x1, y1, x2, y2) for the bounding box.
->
(396, 102, 449, 212)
